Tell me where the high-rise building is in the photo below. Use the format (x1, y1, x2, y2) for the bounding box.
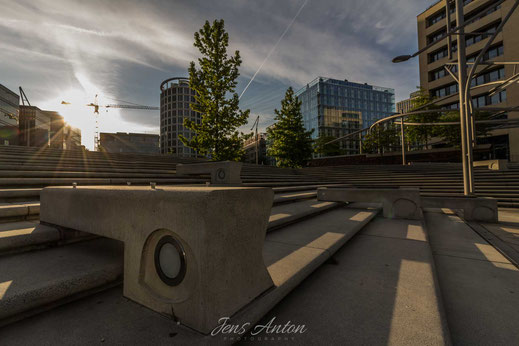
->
(0, 84, 19, 146)
(99, 132, 159, 154)
(243, 133, 267, 164)
(159, 77, 200, 157)
(397, 91, 421, 114)
(18, 106, 52, 148)
(295, 77, 395, 155)
(63, 125, 82, 150)
(48, 111, 65, 149)
(417, 0, 519, 160)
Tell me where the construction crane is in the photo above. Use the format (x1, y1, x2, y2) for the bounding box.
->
(250, 115, 260, 165)
(61, 94, 159, 151)
(19, 87, 31, 107)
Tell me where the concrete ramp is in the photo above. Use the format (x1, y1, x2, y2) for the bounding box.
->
(241, 216, 450, 345)
(425, 210, 519, 345)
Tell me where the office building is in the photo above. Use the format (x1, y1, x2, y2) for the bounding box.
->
(243, 133, 267, 164)
(159, 77, 201, 157)
(0, 84, 19, 146)
(397, 91, 421, 114)
(295, 77, 395, 155)
(99, 132, 159, 154)
(19, 106, 52, 147)
(63, 125, 82, 150)
(49, 111, 65, 149)
(417, 0, 519, 160)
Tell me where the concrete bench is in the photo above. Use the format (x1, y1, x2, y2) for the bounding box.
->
(474, 159, 508, 171)
(40, 185, 274, 334)
(317, 187, 422, 220)
(422, 196, 498, 222)
(175, 161, 242, 185)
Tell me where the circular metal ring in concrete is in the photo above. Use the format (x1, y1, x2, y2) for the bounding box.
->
(216, 168, 226, 181)
(472, 206, 496, 222)
(392, 198, 418, 219)
(154, 235, 187, 286)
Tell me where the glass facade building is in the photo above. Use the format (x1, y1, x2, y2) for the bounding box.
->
(159, 78, 201, 156)
(0, 84, 20, 146)
(295, 77, 395, 155)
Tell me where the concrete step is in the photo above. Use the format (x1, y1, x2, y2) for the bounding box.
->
(0, 171, 182, 178)
(0, 189, 41, 203)
(0, 221, 95, 256)
(268, 199, 341, 231)
(0, 177, 206, 187)
(0, 202, 39, 222)
(0, 164, 177, 174)
(271, 184, 350, 193)
(245, 181, 331, 188)
(0, 206, 380, 342)
(0, 221, 55, 255)
(0, 160, 179, 171)
(0, 238, 124, 325)
(273, 191, 317, 204)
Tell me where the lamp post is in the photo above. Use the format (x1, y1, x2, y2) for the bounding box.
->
(393, 0, 473, 195)
(400, 117, 406, 165)
(250, 116, 260, 165)
(454, 0, 472, 195)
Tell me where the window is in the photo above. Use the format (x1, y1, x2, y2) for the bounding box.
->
(427, 29, 447, 44)
(429, 48, 449, 63)
(430, 68, 448, 81)
(467, 44, 503, 62)
(432, 83, 458, 98)
(466, 2, 501, 23)
(426, 0, 481, 28)
(427, 10, 446, 27)
(465, 21, 500, 47)
(470, 67, 505, 87)
(472, 90, 506, 107)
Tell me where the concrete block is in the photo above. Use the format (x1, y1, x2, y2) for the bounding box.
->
(176, 161, 242, 185)
(40, 185, 274, 334)
(474, 159, 508, 171)
(422, 196, 498, 222)
(318, 188, 422, 220)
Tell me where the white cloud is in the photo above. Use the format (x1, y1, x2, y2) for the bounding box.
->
(0, 0, 429, 144)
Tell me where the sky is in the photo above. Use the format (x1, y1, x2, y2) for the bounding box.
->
(0, 0, 433, 150)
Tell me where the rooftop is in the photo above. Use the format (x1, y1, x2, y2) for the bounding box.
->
(295, 77, 394, 96)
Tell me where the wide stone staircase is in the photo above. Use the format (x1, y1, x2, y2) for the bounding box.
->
(299, 164, 519, 208)
(0, 145, 518, 344)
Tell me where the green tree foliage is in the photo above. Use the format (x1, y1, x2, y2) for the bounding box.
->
(434, 110, 492, 147)
(405, 88, 440, 149)
(267, 87, 314, 168)
(180, 19, 250, 161)
(362, 123, 401, 155)
(314, 135, 342, 157)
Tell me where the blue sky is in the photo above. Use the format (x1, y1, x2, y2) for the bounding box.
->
(0, 0, 433, 149)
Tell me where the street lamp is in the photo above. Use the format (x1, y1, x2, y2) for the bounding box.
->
(392, 55, 412, 64)
(392, 0, 519, 196)
(392, 0, 472, 194)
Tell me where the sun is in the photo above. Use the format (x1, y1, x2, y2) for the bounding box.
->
(40, 88, 98, 150)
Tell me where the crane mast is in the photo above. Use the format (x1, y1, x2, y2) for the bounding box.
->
(250, 116, 260, 165)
